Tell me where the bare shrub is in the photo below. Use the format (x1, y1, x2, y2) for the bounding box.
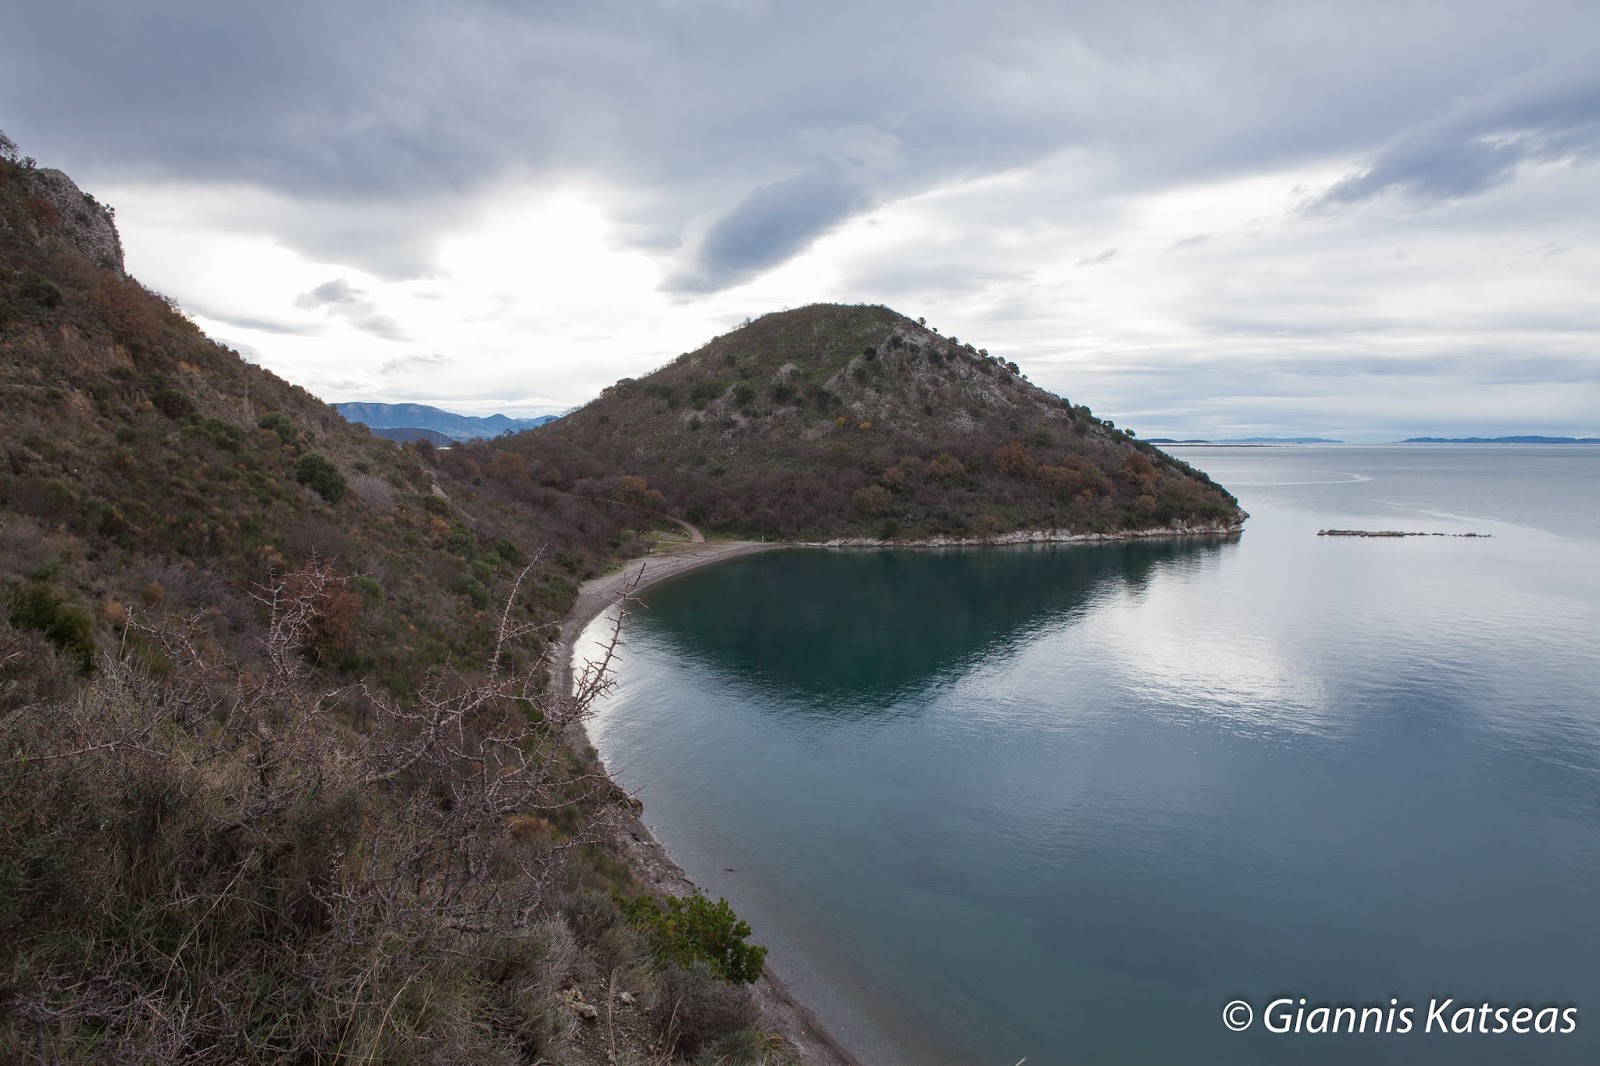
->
(349, 473, 396, 511)
(649, 961, 759, 1060)
(0, 551, 630, 1062)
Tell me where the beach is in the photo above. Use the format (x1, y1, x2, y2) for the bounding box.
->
(557, 536, 861, 1066)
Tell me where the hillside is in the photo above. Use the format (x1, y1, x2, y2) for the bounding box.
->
(0, 137, 801, 1065)
(499, 304, 1243, 540)
(335, 401, 558, 441)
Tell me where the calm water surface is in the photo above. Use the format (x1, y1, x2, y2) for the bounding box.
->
(582, 445, 1600, 1065)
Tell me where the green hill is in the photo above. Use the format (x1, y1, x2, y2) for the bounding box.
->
(503, 304, 1242, 540)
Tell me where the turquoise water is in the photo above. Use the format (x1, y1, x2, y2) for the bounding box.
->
(582, 445, 1600, 1064)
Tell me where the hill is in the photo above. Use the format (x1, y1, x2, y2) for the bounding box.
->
(367, 424, 458, 445)
(335, 400, 558, 441)
(499, 304, 1243, 540)
(0, 137, 795, 1065)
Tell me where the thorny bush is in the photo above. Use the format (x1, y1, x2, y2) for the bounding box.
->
(0, 555, 631, 1063)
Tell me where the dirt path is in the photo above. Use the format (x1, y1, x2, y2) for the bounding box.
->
(663, 514, 705, 543)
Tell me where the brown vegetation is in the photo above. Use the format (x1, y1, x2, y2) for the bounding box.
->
(491, 303, 1242, 540)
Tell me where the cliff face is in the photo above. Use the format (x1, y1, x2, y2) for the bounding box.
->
(0, 164, 124, 274)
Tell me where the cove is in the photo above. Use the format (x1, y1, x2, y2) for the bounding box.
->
(583, 446, 1600, 1066)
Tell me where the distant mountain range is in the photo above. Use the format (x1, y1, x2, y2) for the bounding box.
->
(1147, 437, 1343, 445)
(334, 402, 558, 442)
(1399, 436, 1599, 444)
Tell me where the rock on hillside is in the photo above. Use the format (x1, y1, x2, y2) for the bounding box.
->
(0, 163, 124, 274)
(503, 304, 1243, 540)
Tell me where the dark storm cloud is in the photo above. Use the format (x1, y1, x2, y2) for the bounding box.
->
(667, 170, 868, 293)
(5, 0, 1599, 295)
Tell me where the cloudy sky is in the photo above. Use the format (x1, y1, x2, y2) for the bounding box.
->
(4, 0, 1597, 439)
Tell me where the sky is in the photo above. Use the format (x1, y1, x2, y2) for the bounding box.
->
(3, 1, 1598, 440)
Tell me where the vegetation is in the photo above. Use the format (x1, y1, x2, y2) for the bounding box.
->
(0, 133, 783, 1065)
(494, 304, 1242, 540)
(293, 451, 347, 502)
(619, 891, 769, 984)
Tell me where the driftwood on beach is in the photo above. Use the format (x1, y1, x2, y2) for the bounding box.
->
(1317, 529, 1491, 538)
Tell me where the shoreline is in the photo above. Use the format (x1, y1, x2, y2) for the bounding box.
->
(555, 522, 1242, 1064)
(556, 537, 862, 1066)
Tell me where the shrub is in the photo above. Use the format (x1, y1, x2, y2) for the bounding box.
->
(152, 387, 194, 420)
(618, 890, 767, 984)
(649, 961, 760, 1059)
(294, 453, 346, 503)
(852, 484, 891, 517)
(6, 581, 95, 673)
(258, 411, 300, 446)
(993, 441, 1034, 477)
(17, 270, 62, 310)
(689, 380, 722, 407)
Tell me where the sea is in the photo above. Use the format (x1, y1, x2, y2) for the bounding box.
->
(579, 444, 1600, 1065)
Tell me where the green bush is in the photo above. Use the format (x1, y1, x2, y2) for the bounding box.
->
(17, 270, 61, 309)
(152, 387, 194, 420)
(6, 581, 95, 674)
(258, 411, 300, 446)
(618, 890, 767, 984)
(294, 453, 346, 503)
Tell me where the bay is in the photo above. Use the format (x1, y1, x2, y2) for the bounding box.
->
(581, 445, 1600, 1065)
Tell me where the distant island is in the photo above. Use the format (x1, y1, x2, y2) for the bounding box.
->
(1399, 435, 1599, 444)
(334, 401, 558, 443)
(1148, 437, 1343, 445)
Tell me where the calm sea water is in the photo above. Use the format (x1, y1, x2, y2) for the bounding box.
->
(581, 445, 1600, 1065)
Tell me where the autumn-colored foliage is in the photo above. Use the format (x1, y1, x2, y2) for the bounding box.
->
(992, 441, 1034, 477)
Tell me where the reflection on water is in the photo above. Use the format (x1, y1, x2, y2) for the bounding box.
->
(634, 539, 1235, 710)
(586, 446, 1600, 1066)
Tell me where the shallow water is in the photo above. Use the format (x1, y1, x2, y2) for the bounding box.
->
(582, 445, 1600, 1065)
